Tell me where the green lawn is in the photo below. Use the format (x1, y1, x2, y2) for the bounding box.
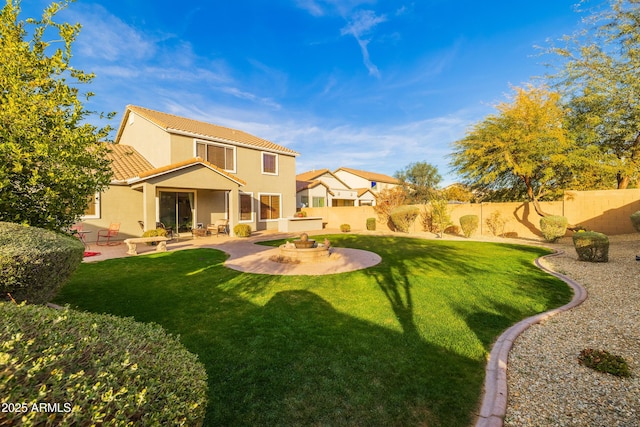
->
(54, 235, 572, 426)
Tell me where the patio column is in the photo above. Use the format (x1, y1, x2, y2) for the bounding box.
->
(228, 187, 239, 237)
(142, 182, 156, 232)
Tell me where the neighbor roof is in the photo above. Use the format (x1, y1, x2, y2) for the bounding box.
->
(334, 167, 399, 184)
(116, 105, 300, 156)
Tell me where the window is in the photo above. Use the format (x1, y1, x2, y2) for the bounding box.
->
(262, 152, 278, 175)
(312, 197, 325, 208)
(240, 193, 253, 222)
(259, 194, 281, 221)
(82, 193, 100, 219)
(196, 142, 235, 171)
(300, 196, 309, 207)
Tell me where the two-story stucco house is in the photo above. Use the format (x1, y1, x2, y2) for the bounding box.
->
(333, 167, 399, 194)
(80, 105, 299, 240)
(296, 167, 397, 208)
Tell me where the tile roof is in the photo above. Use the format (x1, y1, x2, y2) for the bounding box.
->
(117, 105, 299, 156)
(334, 167, 399, 184)
(134, 157, 246, 186)
(106, 143, 154, 181)
(356, 188, 374, 197)
(295, 169, 331, 182)
(106, 144, 245, 186)
(296, 179, 333, 195)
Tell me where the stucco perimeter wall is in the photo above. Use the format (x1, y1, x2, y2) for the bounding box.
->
(303, 189, 640, 238)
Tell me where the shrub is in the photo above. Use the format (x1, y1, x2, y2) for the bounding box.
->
(419, 205, 434, 232)
(340, 224, 351, 232)
(485, 211, 507, 236)
(0, 222, 84, 304)
(0, 302, 208, 426)
(459, 215, 479, 238)
(233, 223, 252, 237)
(540, 215, 568, 242)
(444, 225, 461, 235)
(430, 198, 451, 237)
(141, 228, 168, 245)
(578, 348, 631, 377)
(390, 205, 420, 233)
(141, 228, 168, 238)
(573, 231, 609, 262)
(631, 210, 640, 232)
(372, 187, 406, 229)
(366, 217, 376, 231)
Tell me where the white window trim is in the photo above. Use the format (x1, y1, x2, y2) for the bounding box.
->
(258, 192, 282, 222)
(239, 192, 254, 223)
(261, 151, 278, 175)
(81, 193, 101, 219)
(194, 139, 237, 173)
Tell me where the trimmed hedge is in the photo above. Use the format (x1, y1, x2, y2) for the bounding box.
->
(0, 222, 84, 304)
(573, 231, 609, 262)
(0, 302, 208, 426)
(340, 224, 351, 232)
(540, 215, 568, 242)
(366, 217, 376, 231)
(390, 205, 420, 233)
(459, 215, 479, 238)
(233, 223, 252, 237)
(631, 210, 640, 232)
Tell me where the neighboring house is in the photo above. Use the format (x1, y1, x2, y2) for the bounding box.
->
(80, 105, 299, 239)
(295, 168, 383, 207)
(333, 167, 400, 195)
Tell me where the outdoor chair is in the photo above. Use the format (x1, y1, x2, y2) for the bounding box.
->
(207, 219, 229, 237)
(96, 223, 120, 246)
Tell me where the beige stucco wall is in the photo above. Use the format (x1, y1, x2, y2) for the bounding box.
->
(166, 133, 297, 231)
(303, 189, 640, 238)
(118, 113, 171, 167)
(80, 185, 144, 242)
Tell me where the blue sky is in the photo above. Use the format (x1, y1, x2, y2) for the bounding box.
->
(21, 0, 584, 184)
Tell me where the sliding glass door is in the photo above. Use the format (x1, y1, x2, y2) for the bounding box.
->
(159, 191, 194, 233)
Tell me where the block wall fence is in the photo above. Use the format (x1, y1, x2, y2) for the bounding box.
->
(302, 189, 640, 239)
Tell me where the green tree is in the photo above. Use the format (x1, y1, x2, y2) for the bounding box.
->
(394, 161, 442, 203)
(0, 0, 113, 231)
(547, 0, 640, 188)
(450, 85, 580, 217)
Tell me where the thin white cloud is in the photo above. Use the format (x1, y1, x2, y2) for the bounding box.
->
(63, 4, 157, 61)
(340, 10, 387, 77)
(340, 9, 386, 38)
(293, 0, 326, 16)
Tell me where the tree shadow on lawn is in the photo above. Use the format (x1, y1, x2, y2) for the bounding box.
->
(56, 249, 483, 427)
(198, 289, 483, 427)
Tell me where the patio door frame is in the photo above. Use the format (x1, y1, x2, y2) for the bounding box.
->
(156, 189, 197, 234)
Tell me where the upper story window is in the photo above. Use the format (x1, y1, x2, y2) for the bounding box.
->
(262, 152, 278, 175)
(196, 141, 235, 172)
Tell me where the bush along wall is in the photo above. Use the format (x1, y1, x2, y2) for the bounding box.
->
(631, 210, 640, 232)
(540, 215, 568, 242)
(390, 205, 420, 233)
(0, 222, 84, 304)
(459, 215, 479, 238)
(573, 231, 609, 262)
(0, 302, 208, 426)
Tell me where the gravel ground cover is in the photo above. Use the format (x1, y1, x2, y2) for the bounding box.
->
(504, 234, 640, 427)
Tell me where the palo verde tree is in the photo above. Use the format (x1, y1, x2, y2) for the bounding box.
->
(0, 0, 113, 231)
(394, 161, 442, 204)
(546, 0, 640, 188)
(450, 85, 581, 217)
